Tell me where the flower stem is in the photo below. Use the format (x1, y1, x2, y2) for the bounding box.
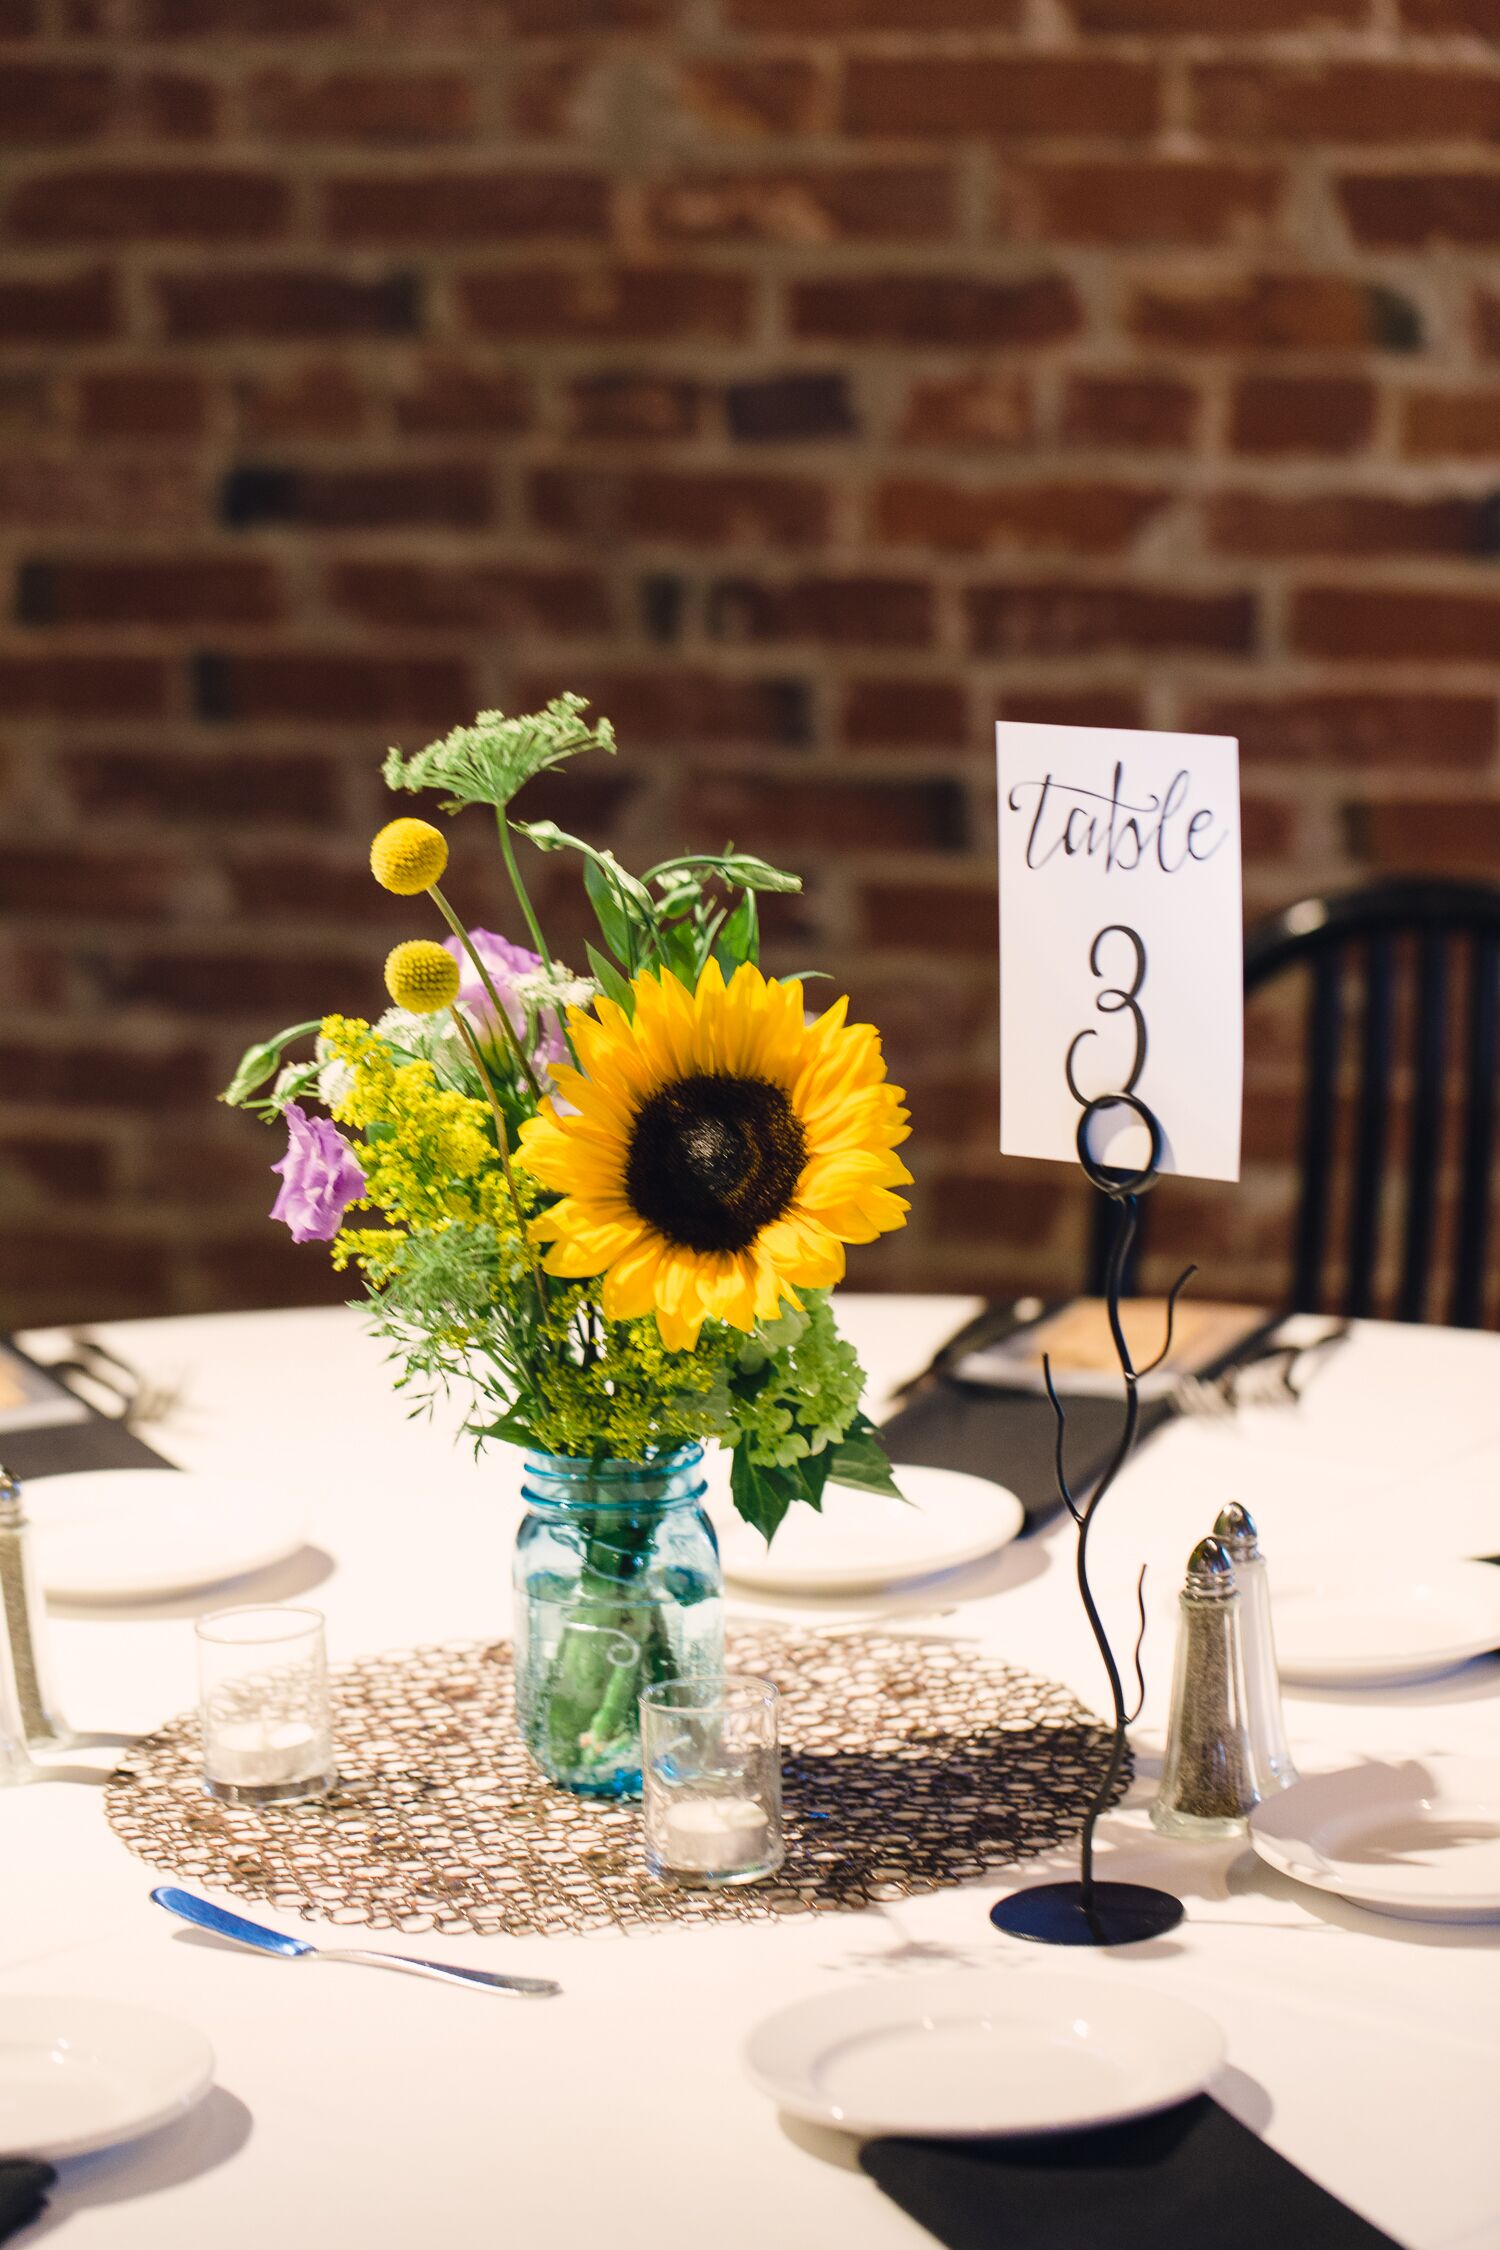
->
(499, 812, 553, 970)
(451, 1011, 548, 1321)
(427, 883, 544, 1104)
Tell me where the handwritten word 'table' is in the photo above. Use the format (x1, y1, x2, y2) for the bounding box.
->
(1008, 762, 1228, 875)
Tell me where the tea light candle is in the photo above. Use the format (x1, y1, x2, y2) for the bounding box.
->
(661, 1795, 770, 1874)
(208, 1719, 322, 1788)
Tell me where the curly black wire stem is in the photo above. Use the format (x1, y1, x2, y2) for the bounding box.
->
(1041, 1354, 1083, 1524)
(1137, 1261, 1199, 1378)
(1123, 1564, 1149, 1727)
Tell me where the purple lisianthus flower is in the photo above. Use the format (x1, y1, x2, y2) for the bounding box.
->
(442, 926, 569, 1072)
(270, 1104, 366, 1244)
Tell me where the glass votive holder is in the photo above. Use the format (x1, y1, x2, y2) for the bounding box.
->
(196, 1605, 336, 1806)
(640, 1675, 783, 1888)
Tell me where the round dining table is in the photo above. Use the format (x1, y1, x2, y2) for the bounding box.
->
(5, 1296, 1498, 2250)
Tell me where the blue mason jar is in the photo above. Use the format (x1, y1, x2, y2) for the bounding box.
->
(512, 1446, 724, 1798)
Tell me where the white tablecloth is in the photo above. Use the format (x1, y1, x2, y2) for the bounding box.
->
(6, 1300, 1499, 2250)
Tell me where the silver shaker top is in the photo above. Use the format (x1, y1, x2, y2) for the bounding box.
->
(0, 1465, 19, 1522)
(1184, 1533, 1237, 1601)
(1212, 1502, 1261, 1564)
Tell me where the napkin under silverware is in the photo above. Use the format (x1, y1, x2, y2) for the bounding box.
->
(0, 2160, 55, 2244)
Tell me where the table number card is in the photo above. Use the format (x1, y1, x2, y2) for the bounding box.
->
(996, 721, 1243, 1183)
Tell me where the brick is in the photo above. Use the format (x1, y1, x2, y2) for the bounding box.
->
(220, 461, 493, 531)
(18, 555, 281, 628)
(645, 166, 954, 244)
(1183, 692, 1496, 768)
(725, 373, 853, 444)
(858, 879, 996, 954)
(1352, 798, 1500, 874)
(707, 576, 933, 648)
(0, 843, 187, 919)
(514, 668, 810, 749)
(791, 272, 1079, 349)
(0, 459, 199, 534)
(1230, 375, 1375, 455)
(528, 468, 826, 548)
(898, 373, 1032, 449)
(66, 747, 346, 823)
(324, 171, 608, 243)
(842, 678, 970, 751)
(77, 367, 207, 440)
(690, 773, 966, 854)
(1402, 389, 1500, 458)
(1291, 585, 1500, 663)
(1402, 0, 1500, 26)
(135, 71, 217, 138)
(1193, 63, 1500, 145)
(729, 0, 1017, 22)
(567, 374, 700, 441)
(1478, 296, 1500, 358)
(0, 266, 114, 345)
(192, 651, 471, 725)
(9, 167, 288, 243)
(0, 372, 51, 438)
(236, 361, 368, 441)
(1004, 161, 1282, 247)
(874, 478, 1167, 556)
(94, 942, 376, 1022)
(0, 1036, 214, 1110)
(844, 57, 1160, 140)
(328, 560, 611, 635)
(0, 1134, 111, 1203)
(247, 69, 478, 142)
(930, 1168, 1068, 1249)
(130, 0, 664, 28)
(158, 267, 419, 341)
(1001, 687, 1145, 729)
(394, 359, 529, 437)
(0, 1229, 169, 1321)
(1341, 173, 1500, 248)
(1061, 374, 1198, 451)
(0, 63, 111, 140)
(1203, 491, 1478, 558)
(0, 652, 169, 718)
(1128, 271, 1418, 353)
(1072, 0, 1366, 23)
(460, 265, 751, 343)
(675, 59, 829, 139)
(967, 582, 1256, 658)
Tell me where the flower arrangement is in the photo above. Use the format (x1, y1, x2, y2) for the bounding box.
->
(224, 696, 912, 1544)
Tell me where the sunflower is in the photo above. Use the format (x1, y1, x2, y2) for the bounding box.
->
(515, 960, 910, 1350)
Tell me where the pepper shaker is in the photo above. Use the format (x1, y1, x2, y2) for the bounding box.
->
(1151, 1534, 1257, 1841)
(0, 1466, 70, 1748)
(1213, 1503, 1297, 1797)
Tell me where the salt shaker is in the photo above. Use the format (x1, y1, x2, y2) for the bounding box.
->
(1151, 1534, 1257, 1841)
(0, 1466, 70, 1748)
(1213, 1503, 1297, 1796)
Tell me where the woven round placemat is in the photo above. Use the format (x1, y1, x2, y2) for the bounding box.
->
(104, 1628, 1124, 1938)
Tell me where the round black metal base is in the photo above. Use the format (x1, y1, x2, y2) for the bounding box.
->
(989, 1879, 1184, 1948)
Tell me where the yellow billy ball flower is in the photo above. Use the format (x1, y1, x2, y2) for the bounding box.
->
(384, 939, 460, 1015)
(371, 817, 448, 896)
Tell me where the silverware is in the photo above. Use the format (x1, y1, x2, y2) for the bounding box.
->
(151, 1886, 561, 1997)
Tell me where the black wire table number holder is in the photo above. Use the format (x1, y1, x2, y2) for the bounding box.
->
(989, 1084, 1195, 1948)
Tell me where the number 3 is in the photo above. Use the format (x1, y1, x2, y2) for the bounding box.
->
(1064, 924, 1147, 1108)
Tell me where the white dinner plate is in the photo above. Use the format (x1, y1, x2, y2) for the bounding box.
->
(1250, 1758, 1500, 1921)
(1271, 1559, 1500, 1684)
(711, 1462, 1025, 1595)
(29, 1469, 308, 1602)
(0, 1996, 214, 2160)
(743, 1971, 1225, 2139)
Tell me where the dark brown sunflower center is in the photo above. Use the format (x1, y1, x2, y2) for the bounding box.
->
(625, 1072, 806, 1254)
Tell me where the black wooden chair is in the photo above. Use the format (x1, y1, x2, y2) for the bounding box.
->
(1088, 878, 1500, 1328)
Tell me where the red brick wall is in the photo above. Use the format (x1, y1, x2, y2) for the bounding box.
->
(2, 0, 1499, 1328)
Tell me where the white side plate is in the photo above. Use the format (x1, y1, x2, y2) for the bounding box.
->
(0, 1996, 214, 2160)
(1272, 1560, 1500, 1685)
(1250, 1757, 1500, 1921)
(743, 1971, 1225, 2139)
(712, 1462, 1025, 1596)
(29, 1469, 307, 1602)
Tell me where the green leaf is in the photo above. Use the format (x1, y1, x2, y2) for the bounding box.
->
(382, 697, 614, 817)
(825, 1413, 906, 1499)
(473, 1408, 541, 1450)
(714, 889, 759, 973)
(730, 1446, 833, 1544)
(220, 1019, 322, 1107)
(585, 944, 636, 1019)
(582, 857, 633, 964)
(644, 852, 801, 897)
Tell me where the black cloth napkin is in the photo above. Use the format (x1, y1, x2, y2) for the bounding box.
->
(0, 2161, 55, 2243)
(881, 1376, 1173, 1535)
(0, 1338, 174, 1481)
(863, 2096, 1404, 2250)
